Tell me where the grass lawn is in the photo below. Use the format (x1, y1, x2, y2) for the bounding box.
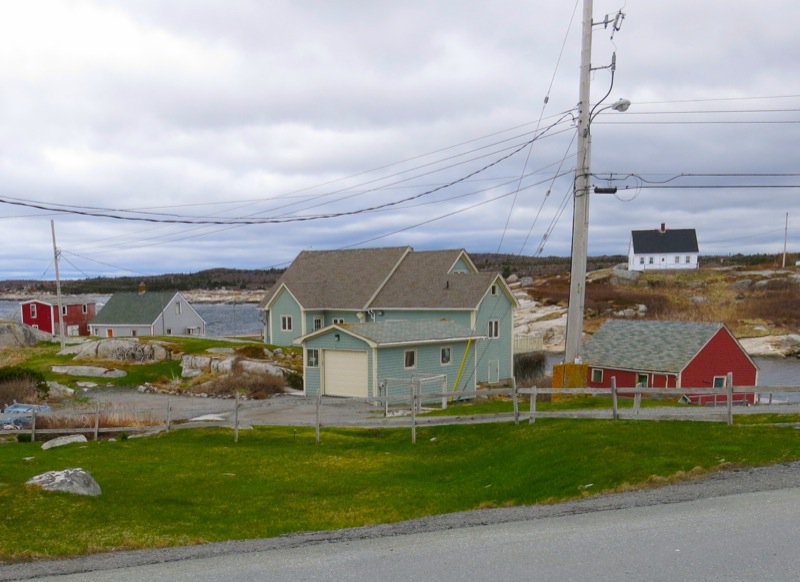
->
(4, 420, 800, 561)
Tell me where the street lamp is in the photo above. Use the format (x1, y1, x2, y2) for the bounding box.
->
(563, 96, 631, 364)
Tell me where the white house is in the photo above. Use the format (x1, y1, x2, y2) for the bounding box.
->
(628, 224, 699, 271)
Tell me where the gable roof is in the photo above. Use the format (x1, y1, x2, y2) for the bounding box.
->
(369, 250, 497, 309)
(260, 247, 410, 310)
(299, 319, 481, 347)
(631, 228, 698, 254)
(23, 295, 95, 307)
(581, 319, 725, 374)
(91, 291, 183, 325)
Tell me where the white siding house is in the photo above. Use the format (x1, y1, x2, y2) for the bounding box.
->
(628, 224, 699, 271)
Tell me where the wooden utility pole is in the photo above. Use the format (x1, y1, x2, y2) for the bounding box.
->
(564, 0, 594, 364)
(51, 220, 66, 351)
(782, 212, 788, 268)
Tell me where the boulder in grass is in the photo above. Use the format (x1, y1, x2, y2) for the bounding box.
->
(26, 468, 101, 496)
(41, 435, 88, 450)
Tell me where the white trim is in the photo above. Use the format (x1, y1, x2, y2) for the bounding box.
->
(362, 246, 412, 309)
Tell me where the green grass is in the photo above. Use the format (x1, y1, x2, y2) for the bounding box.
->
(4, 420, 800, 561)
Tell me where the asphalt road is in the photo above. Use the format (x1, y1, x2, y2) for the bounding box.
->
(4, 461, 800, 581)
(10, 488, 800, 581)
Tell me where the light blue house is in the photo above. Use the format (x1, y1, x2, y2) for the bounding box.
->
(259, 247, 517, 397)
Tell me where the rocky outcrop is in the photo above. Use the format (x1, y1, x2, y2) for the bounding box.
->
(41, 435, 88, 450)
(51, 365, 127, 378)
(65, 339, 171, 362)
(180, 354, 286, 378)
(739, 334, 800, 358)
(0, 322, 49, 348)
(26, 468, 101, 496)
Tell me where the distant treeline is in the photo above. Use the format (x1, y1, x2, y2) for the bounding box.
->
(0, 253, 790, 294)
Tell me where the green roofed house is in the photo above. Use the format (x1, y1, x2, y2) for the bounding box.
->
(90, 286, 205, 338)
(260, 247, 518, 396)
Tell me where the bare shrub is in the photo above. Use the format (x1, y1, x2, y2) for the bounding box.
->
(0, 378, 39, 408)
(193, 370, 286, 399)
(514, 352, 546, 387)
(234, 345, 268, 360)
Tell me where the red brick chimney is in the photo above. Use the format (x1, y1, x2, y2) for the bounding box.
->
(659, 223, 667, 233)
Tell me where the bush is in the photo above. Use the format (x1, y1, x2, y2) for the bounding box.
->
(234, 345, 268, 360)
(194, 370, 287, 400)
(514, 352, 546, 387)
(283, 370, 303, 391)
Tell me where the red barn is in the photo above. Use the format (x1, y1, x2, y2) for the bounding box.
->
(20, 297, 96, 337)
(581, 320, 757, 404)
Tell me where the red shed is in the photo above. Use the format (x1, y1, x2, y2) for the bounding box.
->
(581, 320, 757, 404)
(20, 297, 96, 337)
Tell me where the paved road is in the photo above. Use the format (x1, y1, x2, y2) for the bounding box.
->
(11, 487, 800, 581)
(4, 461, 800, 581)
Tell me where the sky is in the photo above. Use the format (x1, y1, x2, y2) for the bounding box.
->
(0, 0, 798, 280)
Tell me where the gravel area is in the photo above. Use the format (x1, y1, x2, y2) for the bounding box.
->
(3, 460, 800, 580)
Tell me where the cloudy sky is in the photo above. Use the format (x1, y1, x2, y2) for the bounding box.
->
(1, 0, 798, 279)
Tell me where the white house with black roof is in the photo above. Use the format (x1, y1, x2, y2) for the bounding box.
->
(628, 223, 699, 271)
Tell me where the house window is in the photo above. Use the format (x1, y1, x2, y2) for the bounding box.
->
(82, 304, 88, 314)
(637, 373, 649, 387)
(675, 256, 680, 264)
(648, 257, 654, 264)
(176, 302, 182, 315)
(32, 324, 38, 330)
(685, 256, 691, 264)
(166, 328, 172, 335)
(404, 350, 416, 369)
(131, 330, 137, 337)
(313, 317, 323, 331)
(333, 318, 345, 325)
(441, 347, 452, 365)
(281, 315, 293, 331)
(639, 257, 644, 265)
(307, 348, 319, 367)
(61, 305, 68, 316)
(488, 320, 500, 339)
(491, 284, 497, 296)
(713, 376, 726, 388)
(591, 368, 603, 383)
(30, 304, 37, 318)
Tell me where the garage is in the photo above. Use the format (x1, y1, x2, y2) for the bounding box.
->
(323, 350, 368, 397)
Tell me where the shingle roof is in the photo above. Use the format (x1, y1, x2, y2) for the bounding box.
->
(631, 228, 698, 254)
(371, 250, 494, 309)
(341, 319, 480, 346)
(581, 319, 724, 373)
(91, 291, 181, 325)
(260, 247, 410, 309)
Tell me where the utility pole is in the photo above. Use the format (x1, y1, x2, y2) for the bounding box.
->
(564, 0, 594, 364)
(782, 212, 788, 268)
(51, 220, 66, 351)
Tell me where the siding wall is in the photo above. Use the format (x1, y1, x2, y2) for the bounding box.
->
(682, 329, 757, 388)
(90, 325, 153, 337)
(449, 256, 474, 273)
(628, 251, 699, 271)
(270, 289, 303, 346)
(587, 367, 677, 389)
(303, 331, 373, 397)
(376, 340, 474, 401)
(474, 288, 514, 383)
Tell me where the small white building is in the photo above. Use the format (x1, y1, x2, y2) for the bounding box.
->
(628, 224, 699, 271)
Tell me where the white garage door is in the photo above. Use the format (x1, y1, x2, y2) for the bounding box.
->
(324, 350, 368, 397)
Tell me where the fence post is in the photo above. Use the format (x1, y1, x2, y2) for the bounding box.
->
(512, 378, 519, 425)
(94, 403, 100, 441)
(726, 372, 734, 426)
(633, 385, 641, 415)
(165, 398, 172, 432)
(383, 382, 389, 417)
(529, 386, 537, 424)
(611, 377, 619, 421)
(410, 381, 417, 444)
(315, 391, 321, 445)
(31, 410, 36, 442)
(234, 391, 240, 443)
